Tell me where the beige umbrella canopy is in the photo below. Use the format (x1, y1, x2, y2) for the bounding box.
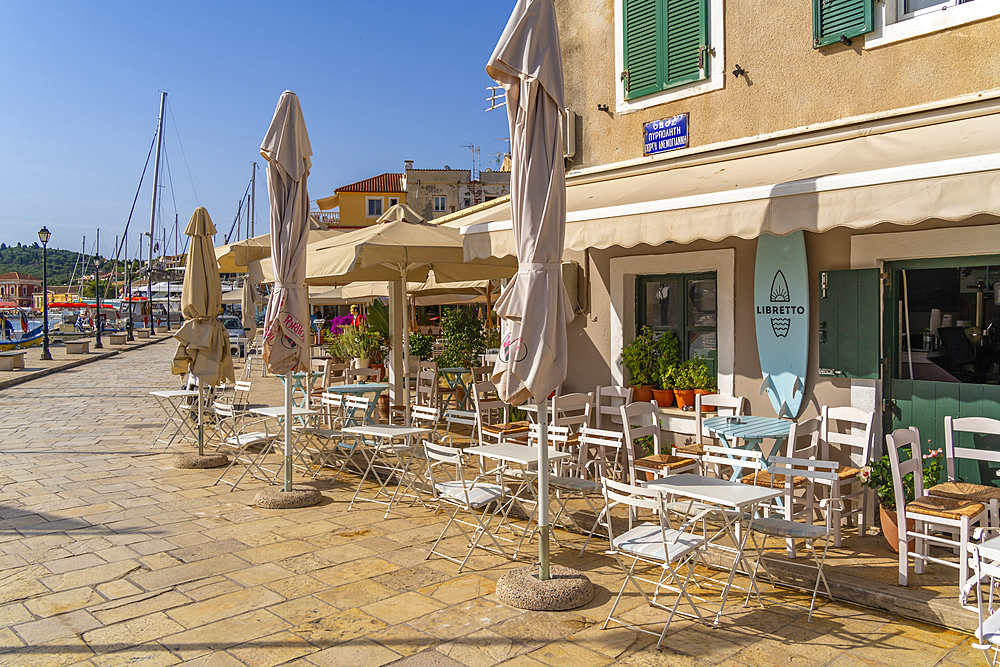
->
(215, 217, 335, 274)
(172, 207, 236, 386)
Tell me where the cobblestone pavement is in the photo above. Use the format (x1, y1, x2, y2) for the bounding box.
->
(0, 341, 985, 666)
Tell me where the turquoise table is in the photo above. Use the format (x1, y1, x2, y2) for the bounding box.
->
(439, 367, 472, 410)
(277, 372, 320, 408)
(702, 415, 792, 481)
(324, 383, 389, 425)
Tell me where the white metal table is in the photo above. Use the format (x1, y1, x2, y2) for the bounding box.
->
(343, 424, 432, 516)
(644, 473, 782, 626)
(465, 442, 572, 557)
(149, 390, 200, 452)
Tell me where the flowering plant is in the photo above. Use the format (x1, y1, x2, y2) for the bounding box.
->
(327, 315, 355, 337)
(859, 447, 944, 511)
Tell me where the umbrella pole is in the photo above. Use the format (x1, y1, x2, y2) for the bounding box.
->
(284, 370, 293, 492)
(538, 399, 550, 581)
(197, 383, 204, 457)
(402, 269, 411, 427)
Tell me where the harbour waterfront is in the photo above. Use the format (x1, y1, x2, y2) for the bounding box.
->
(0, 340, 983, 666)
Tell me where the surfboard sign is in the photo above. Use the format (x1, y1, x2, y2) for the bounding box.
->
(754, 231, 809, 418)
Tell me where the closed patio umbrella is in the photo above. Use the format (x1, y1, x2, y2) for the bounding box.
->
(171, 207, 235, 457)
(487, 0, 572, 581)
(260, 90, 312, 493)
(241, 277, 259, 345)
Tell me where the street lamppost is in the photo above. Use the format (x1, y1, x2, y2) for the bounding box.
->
(94, 256, 103, 349)
(37, 227, 51, 361)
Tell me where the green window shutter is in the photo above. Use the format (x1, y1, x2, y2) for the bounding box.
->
(813, 0, 873, 48)
(818, 269, 880, 379)
(624, 0, 661, 100)
(662, 0, 707, 89)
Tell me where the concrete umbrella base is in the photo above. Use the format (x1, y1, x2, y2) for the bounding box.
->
(254, 487, 323, 509)
(173, 453, 229, 469)
(496, 565, 595, 611)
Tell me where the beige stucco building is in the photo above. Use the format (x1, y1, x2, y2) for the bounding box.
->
(446, 0, 1000, 453)
(403, 162, 511, 222)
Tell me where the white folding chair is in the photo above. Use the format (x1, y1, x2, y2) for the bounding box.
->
(620, 401, 698, 482)
(212, 401, 281, 490)
(594, 385, 632, 432)
(423, 440, 513, 572)
(819, 405, 875, 546)
(347, 368, 381, 383)
(546, 426, 626, 555)
(553, 392, 593, 434)
(887, 426, 986, 589)
(744, 455, 842, 621)
(600, 477, 721, 649)
(740, 417, 822, 557)
(929, 416, 1000, 530)
(962, 535, 1000, 666)
(440, 409, 479, 448)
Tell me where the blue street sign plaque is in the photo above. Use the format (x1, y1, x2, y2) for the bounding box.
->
(643, 114, 689, 156)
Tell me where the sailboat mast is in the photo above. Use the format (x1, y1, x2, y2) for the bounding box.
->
(250, 161, 256, 238)
(147, 91, 166, 334)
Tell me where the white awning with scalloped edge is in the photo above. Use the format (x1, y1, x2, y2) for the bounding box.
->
(453, 107, 1000, 259)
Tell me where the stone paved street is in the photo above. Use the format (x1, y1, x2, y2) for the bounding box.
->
(0, 340, 987, 666)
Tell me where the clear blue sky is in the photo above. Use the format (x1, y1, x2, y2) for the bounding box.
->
(0, 1, 514, 257)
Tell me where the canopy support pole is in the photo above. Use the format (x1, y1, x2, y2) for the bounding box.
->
(402, 266, 411, 427)
(537, 399, 550, 581)
(284, 370, 293, 492)
(197, 383, 204, 457)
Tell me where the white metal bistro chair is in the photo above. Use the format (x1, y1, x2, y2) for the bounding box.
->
(440, 409, 479, 448)
(212, 401, 281, 490)
(887, 426, 986, 589)
(818, 405, 875, 546)
(544, 426, 626, 555)
(744, 455, 842, 621)
(961, 534, 1000, 666)
(600, 477, 721, 649)
(423, 440, 513, 572)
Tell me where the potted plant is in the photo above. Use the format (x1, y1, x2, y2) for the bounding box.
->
(860, 447, 943, 552)
(671, 361, 696, 409)
(621, 327, 658, 402)
(688, 356, 718, 411)
(328, 325, 383, 369)
(651, 332, 680, 408)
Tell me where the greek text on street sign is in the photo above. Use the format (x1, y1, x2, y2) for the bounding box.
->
(644, 114, 689, 156)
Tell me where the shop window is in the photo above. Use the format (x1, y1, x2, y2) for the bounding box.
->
(886, 260, 1000, 385)
(636, 271, 717, 372)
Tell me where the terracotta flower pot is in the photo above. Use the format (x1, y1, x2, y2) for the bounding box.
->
(674, 389, 696, 409)
(694, 389, 717, 411)
(651, 388, 675, 408)
(879, 506, 914, 553)
(632, 385, 655, 402)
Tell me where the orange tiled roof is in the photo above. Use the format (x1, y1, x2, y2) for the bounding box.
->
(0, 272, 39, 281)
(334, 173, 405, 194)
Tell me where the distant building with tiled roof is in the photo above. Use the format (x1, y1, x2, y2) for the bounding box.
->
(314, 173, 407, 228)
(0, 272, 41, 308)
